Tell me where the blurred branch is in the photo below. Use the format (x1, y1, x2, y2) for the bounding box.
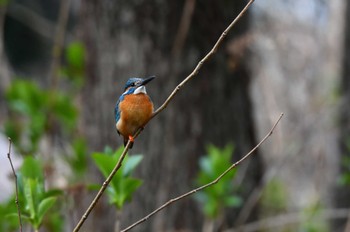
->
(122, 113, 284, 232)
(73, 141, 133, 232)
(73, 1, 255, 231)
(225, 208, 350, 232)
(0, 4, 11, 90)
(6, 3, 55, 40)
(6, 138, 23, 232)
(49, 0, 71, 88)
(171, 0, 196, 59)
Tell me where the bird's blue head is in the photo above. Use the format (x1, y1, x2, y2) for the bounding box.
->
(124, 76, 155, 91)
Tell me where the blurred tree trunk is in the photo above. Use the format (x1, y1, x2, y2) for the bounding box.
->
(336, 0, 350, 230)
(78, 0, 259, 231)
(250, 0, 344, 231)
(0, 3, 12, 119)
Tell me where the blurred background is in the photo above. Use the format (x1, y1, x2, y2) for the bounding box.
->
(0, 0, 349, 231)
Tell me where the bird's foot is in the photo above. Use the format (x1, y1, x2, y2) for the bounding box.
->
(128, 135, 134, 143)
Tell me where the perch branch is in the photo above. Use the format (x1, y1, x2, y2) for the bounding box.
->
(73, 1, 255, 231)
(152, 0, 255, 118)
(122, 113, 284, 232)
(6, 138, 23, 232)
(73, 141, 132, 232)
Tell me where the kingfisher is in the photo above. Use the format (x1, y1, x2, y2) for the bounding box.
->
(115, 76, 155, 148)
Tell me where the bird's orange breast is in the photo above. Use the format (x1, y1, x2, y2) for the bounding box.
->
(117, 93, 153, 138)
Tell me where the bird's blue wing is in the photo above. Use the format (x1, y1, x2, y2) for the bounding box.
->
(115, 89, 134, 134)
(115, 95, 124, 125)
(115, 102, 120, 123)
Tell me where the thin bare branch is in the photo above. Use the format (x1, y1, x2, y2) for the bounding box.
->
(121, 113, 284, 232)
(6, 138, 23, 232)
(73, 1, 255, 231)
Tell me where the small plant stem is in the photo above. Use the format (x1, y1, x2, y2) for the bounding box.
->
(6, 138, 23, 232)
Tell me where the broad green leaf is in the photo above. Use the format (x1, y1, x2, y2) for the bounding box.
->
(20, 157, 43, 181)
(194, 143, 241, 219)
(23, 179, 38, 220)
(37, 197, 57, 226)
(203, 198, 219, 218)
(51, 92, 78, 131)
(66, 42, 85, 68)
(224, 196, 242, 207)
(121, 178, 142, 201)
(123, 155, 143, 176)
(92, 153, 115, 177)
(199, 156, 212, 176)
(43, 189, 64, 198)
(92, 147, 143, 210)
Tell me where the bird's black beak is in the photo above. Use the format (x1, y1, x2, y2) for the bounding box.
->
(141, 76, 155, 85)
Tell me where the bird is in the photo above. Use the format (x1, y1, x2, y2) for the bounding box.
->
(115, 76, 155, 148)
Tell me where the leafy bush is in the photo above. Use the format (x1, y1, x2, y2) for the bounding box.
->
(92, 147, 143, 209)
(194, 144, 242, 219)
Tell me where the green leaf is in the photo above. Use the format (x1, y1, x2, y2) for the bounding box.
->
(92, 147, 143, 210)
(62, 41, 86, 87)
(121, 178, 142, 200)
(194, 143, 241, 219)
(92, 153, 115, 178)
(20, 157, 44, 181)
(43, 189, 64, 198)
(199, 156, 213, 176)
(224, 196, 242, 207)
(37, 197, 57, 226)
(203, 198, 219, 218)
(123, 155, 143, 176)
(66, 42, 85, 68)
(51, 92, 78, 130)
(23, 179, 38, 220)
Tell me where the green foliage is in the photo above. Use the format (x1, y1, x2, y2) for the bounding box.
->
(0, 197, 20, 232)
(0, 0, 9, 5)
(1, 148, 65, 232)
(92, 147, 143, 209)
(61, 41, 86, 87)
(2, 41, 86, 231)
(194, 144, 242, 219)
(299, 203, 329, 232)
(64, 138, 88, 178)
(261, 178, 287, 214)
(8, 157, 62, 230)
(4, 79, 78, 154)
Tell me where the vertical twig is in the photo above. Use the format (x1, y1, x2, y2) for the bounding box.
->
(49, 0, 71, 88)
(171, 0, 196, 59)
(6, 138, 23, 232)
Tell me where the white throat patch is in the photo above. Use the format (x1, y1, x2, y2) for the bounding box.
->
(134, 86, 147, 94)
